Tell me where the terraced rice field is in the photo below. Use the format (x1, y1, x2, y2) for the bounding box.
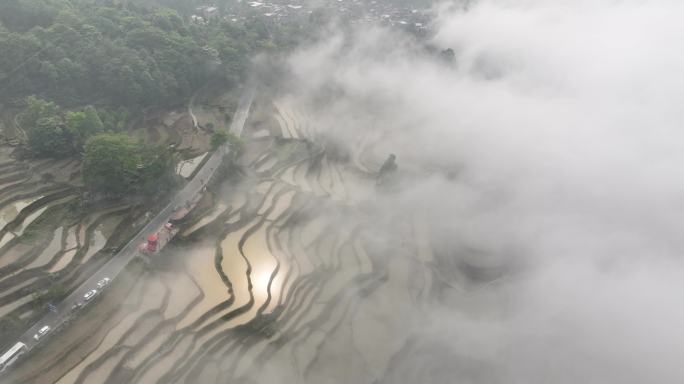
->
(2, 96, 498, 384)
(0, 150, 141, 340)
(0, 106, 213, 361)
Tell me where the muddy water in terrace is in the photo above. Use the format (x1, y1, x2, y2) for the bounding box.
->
(177, 240, 232, 329)
(0, 196, 42, 228)
(48, 249, 77, 273)
(25, 227, 64, 269)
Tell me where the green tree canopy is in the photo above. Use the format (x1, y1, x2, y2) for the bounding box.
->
(0, 0, 60, 32)
(65, 105, 104, 145)
(211, 129, 243, 157)
(28, 115, 72, 157)
(18, 96, 111, 157)
(83, 133, 140, 197)
(0, 0, 293, 108)
(18, 96, 74, 157)
(210, 129, 228, 149)
(83, 133, 174, 197)
(18, 95, 59, 129)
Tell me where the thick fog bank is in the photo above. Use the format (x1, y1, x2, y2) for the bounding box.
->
(281, 0, 684, 382)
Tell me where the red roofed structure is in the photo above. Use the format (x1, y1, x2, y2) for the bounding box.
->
(146, 234, 158, 252)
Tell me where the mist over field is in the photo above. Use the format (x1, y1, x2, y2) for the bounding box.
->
(2, 0, 684, 382)
(281, 0, 684, 382)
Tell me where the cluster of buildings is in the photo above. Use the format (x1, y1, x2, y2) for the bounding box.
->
(240, 1, 308, 23)
(191, 5, 220, 24)
(190, 0, 431, 34)
(333, 0, 431, 32)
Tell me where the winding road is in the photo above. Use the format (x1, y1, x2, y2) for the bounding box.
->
(9, 85, 255, 356)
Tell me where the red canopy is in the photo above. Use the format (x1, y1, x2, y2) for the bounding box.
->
(148, 234, 158, 242)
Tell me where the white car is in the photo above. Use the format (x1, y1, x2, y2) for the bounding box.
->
(84, 289, 98, 301)
(33, 325, 50, 341)
(96, 278, 110, 289)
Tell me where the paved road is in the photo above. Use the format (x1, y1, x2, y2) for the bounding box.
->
(15, 84, 255, 351)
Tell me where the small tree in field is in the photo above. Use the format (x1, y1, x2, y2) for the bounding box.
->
(211, 130, 228, 149)
(211, 130, 243, 157)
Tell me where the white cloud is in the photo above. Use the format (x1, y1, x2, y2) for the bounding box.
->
(280, 0, 684, 382)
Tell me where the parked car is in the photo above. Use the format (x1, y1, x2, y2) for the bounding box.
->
(71, 302, 83, 312)
(96, 277, 110, 289)
(33, 325, 50, 341)
(84, 289, 97, 301)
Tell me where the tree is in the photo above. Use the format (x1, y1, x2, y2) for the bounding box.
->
(18, 95, 59, 129)
(227, 132, 244, 155)
(211, 130, 243, 159)
(26, 116, 73, 157)
(83, 133, 174, 198)
(97, 107, 129, 132)
(19, 96, 73, 157)
(376, 154, 398, 187)
(0, 1, 269, 109)
(20, 97, 107, 157)
(211, 129, 228, 149)
(440, 48, 455, 63)
(83, 106, 104, 132)
(83, 133, 140, 197)
(125, 26, 170, 51)
(66, 105, 104, 145)
(0, 0, 60, 32)
(137, 143, 175, 195)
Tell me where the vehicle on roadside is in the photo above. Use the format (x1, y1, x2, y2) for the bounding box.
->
(0, 342, 27, 372)
(33, 325, 50, 341)
(96, 277, 110, 289)
(84, 289, 97, 301)
(71, 301, 84, 312)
